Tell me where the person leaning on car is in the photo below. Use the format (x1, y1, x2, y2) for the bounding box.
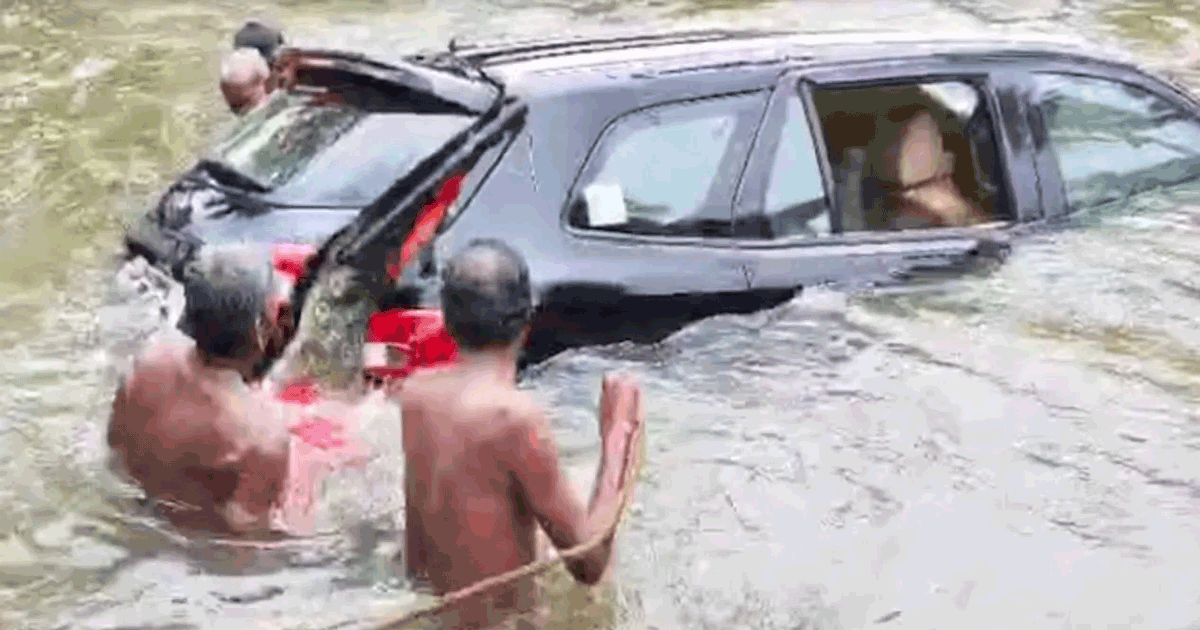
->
(219, 21, 286, 116)
(219, 48, 271, 115)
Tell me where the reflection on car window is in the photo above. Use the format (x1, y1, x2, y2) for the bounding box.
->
(1032, 73, 1200, 209)
(570, 93, 766, 238)
(736, 94, 830, 239)
(210, 92, 367, 189)
(204, 91, 476, 207)
(919, 82, 979, 119)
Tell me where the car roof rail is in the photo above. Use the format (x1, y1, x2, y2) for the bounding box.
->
(451, 27, 795, 65)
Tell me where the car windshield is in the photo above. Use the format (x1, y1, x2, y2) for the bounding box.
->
(204, 91, 477, 207)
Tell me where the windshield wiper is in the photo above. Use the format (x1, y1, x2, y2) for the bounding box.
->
(195, 159, 271, 193)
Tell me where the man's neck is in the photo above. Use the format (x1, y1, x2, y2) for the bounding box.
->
(192, 349, 256, 382)
(455, 349, 519, 384)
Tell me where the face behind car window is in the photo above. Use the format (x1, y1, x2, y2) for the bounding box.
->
(1032, 73, 1200, 210)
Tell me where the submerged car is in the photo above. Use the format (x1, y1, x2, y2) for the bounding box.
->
(124, 27, 1200, 378)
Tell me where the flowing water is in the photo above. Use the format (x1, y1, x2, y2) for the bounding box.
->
(4, 0, 1200, 628)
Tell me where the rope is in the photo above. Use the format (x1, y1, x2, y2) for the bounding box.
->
(353, 415, 646, 630)
(109, 343, 644, 630)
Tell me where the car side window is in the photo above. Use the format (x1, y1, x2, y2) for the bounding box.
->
(799, 79, 1009, 233)
(735, 93, 831, 238)
(568, 92, 767, 239)
(1031, 73, 1200, 209)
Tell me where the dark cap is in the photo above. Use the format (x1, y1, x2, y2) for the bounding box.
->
(233, 20, 286, 63)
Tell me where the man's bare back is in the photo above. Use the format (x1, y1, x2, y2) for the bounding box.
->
(108, 339, 292, 534)
(402, 368, 540, 611)
(400, 365, 641, 630)
(107, 245, 370, 538)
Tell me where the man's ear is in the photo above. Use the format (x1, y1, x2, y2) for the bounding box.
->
(276, 302, 295, 331)
(254, 314, 272, 352)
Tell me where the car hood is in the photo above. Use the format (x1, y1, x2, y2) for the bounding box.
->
(124, 168, 358, 272)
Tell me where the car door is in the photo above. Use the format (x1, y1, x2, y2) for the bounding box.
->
(990, 69, 1069, 223)
(522, 89, 771, 361)
(559, 90, 768, 297)
(728, 58, 1034, 292)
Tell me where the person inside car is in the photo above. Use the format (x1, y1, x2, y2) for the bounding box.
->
(395, 239, 643, 630)
(882, 108, 989, 228)
(219, 47, 271, 115)
(106, 245, 367, 537)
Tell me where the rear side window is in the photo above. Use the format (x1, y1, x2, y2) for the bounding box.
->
(206, 91, 476, 207)
(568, 92, 768, 238)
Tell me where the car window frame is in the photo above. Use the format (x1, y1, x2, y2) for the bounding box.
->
(732, 61, 1021, 252)
(733, 73, 841, 243)
(1024, 68, 1200, 214)
(560, 89, 771, 248)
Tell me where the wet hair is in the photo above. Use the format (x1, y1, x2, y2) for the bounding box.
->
(219, 48, 269, 87)
(233, 20, 285, 63)
(440, 239, 534, 351)
(180, 245, 275, 361)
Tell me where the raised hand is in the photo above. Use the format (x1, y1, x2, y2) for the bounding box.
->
(598, 372, 643, 490)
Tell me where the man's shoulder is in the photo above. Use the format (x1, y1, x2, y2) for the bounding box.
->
(139, 337, 191, 362)
(489, 391, 551, 451)
(502, 390, 545, 424)
(398, 370, 546, 426)
(127, 341, 190, 388)
(394, 370, 441, 405)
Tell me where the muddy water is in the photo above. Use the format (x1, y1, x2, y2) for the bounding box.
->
(4, 0, 1200, 628)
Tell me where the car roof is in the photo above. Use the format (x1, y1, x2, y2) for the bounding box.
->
(427, 27, 1135, 90)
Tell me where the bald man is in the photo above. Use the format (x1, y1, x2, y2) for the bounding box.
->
(397, 239, 643, 629)
(106, 245, 372, 537)
(107, 245, 295, 534)
(220, 48, 271, 115)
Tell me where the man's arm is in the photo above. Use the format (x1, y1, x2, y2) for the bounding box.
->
(221, 449, 288, 534)
(106, 381, 138, 482)
(397, 384, 430, 583)
(507, 376, 640, 585)
(220, 394, 293, 534)
(403, 483, 430, 582)
(107, 368, 162, 485)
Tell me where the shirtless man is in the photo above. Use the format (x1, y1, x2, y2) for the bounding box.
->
(398, 239, 643, 629)
(219, 48, 271, 116)
(106, 245, 303, 535)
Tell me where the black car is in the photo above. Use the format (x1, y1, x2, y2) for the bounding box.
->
(125, 27, 1200, 366)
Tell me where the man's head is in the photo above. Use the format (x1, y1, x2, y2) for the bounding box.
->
(440, 239, 534, 354)
(181, 245, 283, 367)
(233, 20, 286, 64)
(219, 48, 270, 115)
